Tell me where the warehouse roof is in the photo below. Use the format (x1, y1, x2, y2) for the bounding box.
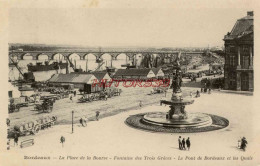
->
(70, 71, 111, 81)
(114, 68, 153, 76)
(48, 73, 96, 84)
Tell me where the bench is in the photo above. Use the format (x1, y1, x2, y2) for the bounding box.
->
(20, 139, 34, 148)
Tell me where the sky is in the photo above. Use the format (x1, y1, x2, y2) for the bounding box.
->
(8, 8, 252, 48)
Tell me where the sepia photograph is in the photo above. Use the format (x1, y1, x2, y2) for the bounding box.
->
(0, 0, 259, 166)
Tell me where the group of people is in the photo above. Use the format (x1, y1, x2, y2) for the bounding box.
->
(189, 90, 201, 98)
(178, 136, 191, 150)
(201, 87, 211, 94)
(79, 117, 88, 127)
(79, 111, 100, 127)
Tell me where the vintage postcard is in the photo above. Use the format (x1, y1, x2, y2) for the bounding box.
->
(0, 0, 259, 166)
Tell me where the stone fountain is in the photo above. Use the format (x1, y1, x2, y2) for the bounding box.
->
(141, 59, 212, 128)
(126, 55, 229, 133)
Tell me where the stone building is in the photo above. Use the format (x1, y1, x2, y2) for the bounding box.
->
(223, 11, 254, 91)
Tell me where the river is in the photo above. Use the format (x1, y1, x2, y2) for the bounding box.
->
(9, 54, 143, 82)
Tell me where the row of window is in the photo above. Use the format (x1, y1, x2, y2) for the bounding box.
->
(226, 55, 251, 68)
(225, 45, 252, 54)
(228, 72, 250, 90)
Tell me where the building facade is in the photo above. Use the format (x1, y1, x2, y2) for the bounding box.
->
(224, 11, 254, 91)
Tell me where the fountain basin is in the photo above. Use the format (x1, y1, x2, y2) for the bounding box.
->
(160, 99, 194, 106)
(143, 112, 212, 128)
(125, 112, 229, 133)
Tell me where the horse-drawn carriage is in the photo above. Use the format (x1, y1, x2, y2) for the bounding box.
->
(8, 97, 29, 113)
(40, 94, 61, 101)
(8, 116, 57, 138)
(8, 103, 20, 113)
(78, 91, 108, 103)
(34, 98, 54, 113)
(106, 88, 122, 97)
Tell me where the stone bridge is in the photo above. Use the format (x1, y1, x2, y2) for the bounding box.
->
(9, 50, 204, 60)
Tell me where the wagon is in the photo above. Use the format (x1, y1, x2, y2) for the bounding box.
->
(34, 99, 54, 113)
(112, 88, 122, 96)
(8, 103, 20, 113)
(78, 92, 107, 103)
(78, 94, 95, 103)
(8, 116, 58, 138)
(98, 91, 108, 100)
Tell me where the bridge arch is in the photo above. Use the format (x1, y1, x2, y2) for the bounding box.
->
(100, 53, 113, 68)
(10, 54, 18, 61)
(21, 53, 33, 60)
(115, 53, 130, 60)
(114, 53, 130, 69)
(100, 53, 112, 60)
(68, 53, 81, 61)
(84, 53, 97, 60)
(37, 53, 49, 61)
(83, 53, 98, 71)
(52, 53, 65, 61)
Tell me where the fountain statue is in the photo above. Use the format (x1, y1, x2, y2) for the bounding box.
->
(161, 56, 193, 120)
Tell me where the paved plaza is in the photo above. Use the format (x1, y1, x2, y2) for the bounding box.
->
(5, 90, 259, 166)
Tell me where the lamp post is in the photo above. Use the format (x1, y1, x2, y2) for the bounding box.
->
(72, 110, 74, 133)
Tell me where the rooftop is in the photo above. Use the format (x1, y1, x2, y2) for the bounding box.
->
(71, 71, 110, 81)
(114, 68, 152, 76)
(48, 73, 95, 84)
(224, 11, 254, 41)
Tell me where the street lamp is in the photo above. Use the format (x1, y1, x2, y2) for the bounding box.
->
(72, 110, 74, 133)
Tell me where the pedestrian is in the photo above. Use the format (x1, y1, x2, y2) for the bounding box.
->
(14, 132, 19, 146)
(7, 139, 10, 150)
(201, 87, 203, 93)
(196, 90, 200, 98)
(182, 138, 186, 150)
(208, 88, 211, 94)
(6, 118, 10, 127)
(60, 136, 65, 147)
(70, 95, 73, 102)
(186, 137, 191, 150)
(79, 118, 84, 127)
(96, 111, 100, 121)
(83, 116, 87, 127)
(240, 137, 248, 151)
(139, 100, 142, 108)
(178, 136, 182, 150)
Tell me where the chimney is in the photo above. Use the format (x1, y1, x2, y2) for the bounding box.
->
(247, 11, 253, 16)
